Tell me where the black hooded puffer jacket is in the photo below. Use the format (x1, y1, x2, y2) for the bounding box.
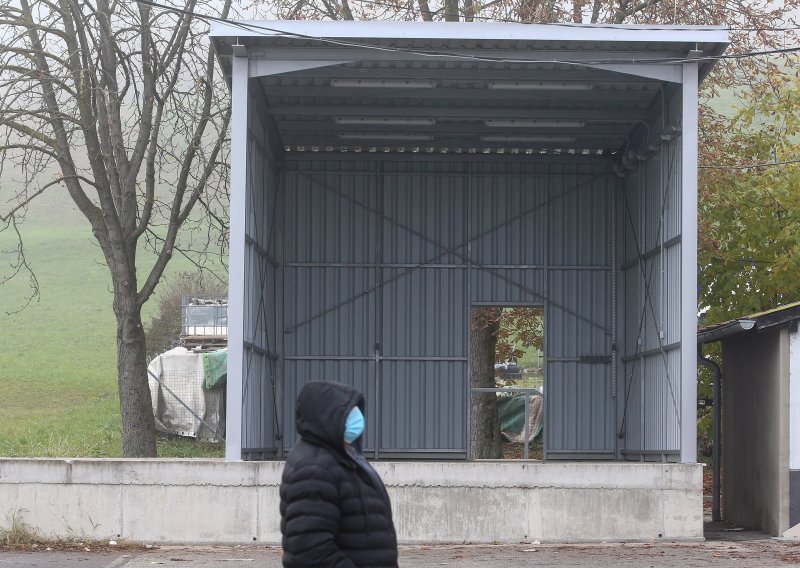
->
(279, 381, 398, 568)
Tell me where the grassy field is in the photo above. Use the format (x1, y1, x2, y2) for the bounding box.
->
(0, 195, 224, 458)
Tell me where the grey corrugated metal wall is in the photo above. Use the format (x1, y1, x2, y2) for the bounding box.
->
(273, 156, 616, 458)
(618, 88, 683, 461)
(241, 89, 282, 460)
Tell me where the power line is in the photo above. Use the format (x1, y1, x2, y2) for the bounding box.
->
(136, 0, 800, 68)
(347, 0, 800, 33)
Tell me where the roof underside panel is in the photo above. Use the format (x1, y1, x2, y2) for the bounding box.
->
(212, 21, 727, 155)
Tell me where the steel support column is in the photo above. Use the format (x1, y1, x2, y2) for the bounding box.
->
(225, 52, 248, 461)
(680, 62, 699, 463)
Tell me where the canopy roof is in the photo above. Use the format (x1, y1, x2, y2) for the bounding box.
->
(210, 21, 728, 154)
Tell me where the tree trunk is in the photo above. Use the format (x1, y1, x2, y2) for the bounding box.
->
(443, 0, 459, 21)
(470, 307, 502, 459)
(114, 275, 157, 457)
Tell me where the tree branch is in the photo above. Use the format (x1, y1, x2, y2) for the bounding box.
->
(0, 175, 96, 222)
(1, 215, 40, 315)
(19, 0, 107, 245)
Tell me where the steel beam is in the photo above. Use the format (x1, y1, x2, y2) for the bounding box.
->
(280, 135, 623, 150)
(260, 85, 660, 102)
(268, 105, 652, 122)
(275, 120, 636, 137)
(239, 46, 692, 63)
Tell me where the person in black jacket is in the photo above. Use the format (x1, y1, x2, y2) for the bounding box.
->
(280, 381, 398, 567)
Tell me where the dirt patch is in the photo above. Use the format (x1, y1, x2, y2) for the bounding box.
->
(501, 440, 544, 460)
(0, 539, 152, 553)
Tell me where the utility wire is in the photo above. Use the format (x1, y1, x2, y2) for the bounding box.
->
(136, 0, 800, 67)
(346, 0, 800, 33)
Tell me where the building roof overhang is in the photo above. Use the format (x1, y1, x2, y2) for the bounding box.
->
(210, 21, 729, 155)
(698, 301, 800, 345)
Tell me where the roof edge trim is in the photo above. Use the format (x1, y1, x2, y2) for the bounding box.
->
(209, 20, 730, 46)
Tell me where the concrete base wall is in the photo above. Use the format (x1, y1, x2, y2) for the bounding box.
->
(0, 459, 703, 544)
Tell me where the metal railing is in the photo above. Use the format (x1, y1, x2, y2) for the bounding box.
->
(471, 387, 542, 460)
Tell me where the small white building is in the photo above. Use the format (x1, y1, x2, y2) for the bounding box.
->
(699, 301, 800, 536)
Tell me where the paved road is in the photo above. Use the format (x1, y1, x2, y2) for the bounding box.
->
(4, 539, 800, 567)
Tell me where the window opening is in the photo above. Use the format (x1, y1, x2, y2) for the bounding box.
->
(470, 306, 545, 460)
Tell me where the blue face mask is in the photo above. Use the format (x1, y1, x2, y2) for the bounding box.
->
(344, 406, 365, 443)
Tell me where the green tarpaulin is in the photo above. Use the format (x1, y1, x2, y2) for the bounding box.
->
(202, 348, 227, 390)
(497, 392, 543, 441)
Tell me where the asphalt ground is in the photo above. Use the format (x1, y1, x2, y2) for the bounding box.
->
(4, 537, 800, 568)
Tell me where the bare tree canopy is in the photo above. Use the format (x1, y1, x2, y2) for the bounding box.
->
(0, 0, 232, 456)
(271, 0, 799, 40)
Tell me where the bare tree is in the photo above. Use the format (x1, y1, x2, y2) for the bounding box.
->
(272, 0, 799, 67)
(0, 0, 232, 457)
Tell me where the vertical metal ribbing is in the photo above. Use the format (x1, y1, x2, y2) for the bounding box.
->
(276, 163, 286, 457)
(639, 166, 646, 456)
(660, 142, 666, 343)
(611, 178, 617, 400)
(542, 162, 549, 460)
(465, 163, 473, 459)
(375, 162, 384, 459)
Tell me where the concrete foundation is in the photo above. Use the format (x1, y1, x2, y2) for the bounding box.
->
(0, 459, 703, 544)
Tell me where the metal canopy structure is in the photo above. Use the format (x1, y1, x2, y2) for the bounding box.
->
(211, 21, 728, 462)
(213, 21, 725, 156)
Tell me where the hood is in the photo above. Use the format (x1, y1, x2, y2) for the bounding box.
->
(295, 381, 364, 452)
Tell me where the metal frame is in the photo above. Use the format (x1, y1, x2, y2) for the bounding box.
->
(225, 53, 248, 460)
(680, 62, 699, 463)
(216, 22, 727, 463)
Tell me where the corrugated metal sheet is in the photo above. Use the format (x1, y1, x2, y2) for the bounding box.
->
(283, 361, 377, 450)
(548, 175, 610, 266)
(548, 270, 611, 358)
(622, 173, 641, 266)
(284, 267, 376, 357)
(238, 149, 677, 457)
(382, 268, 466, 358)
(380, 361, 468, 451)
(469, 175, 546, 266)
(471, 268, 544, 304)
(616, 88, 684, 459)
(237, 149, 687, 458)
(546, 362, 614, 452)
(620, 360, 643, 450)
(241, 95, 281, 456)
(641, 350, 681, 452)
(623, 266, 641, 355)
(274, 156, 617, 456)
(383, 173, 467, 265)
(665, 244, 681, 345)
(284, 172, 377, 264)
